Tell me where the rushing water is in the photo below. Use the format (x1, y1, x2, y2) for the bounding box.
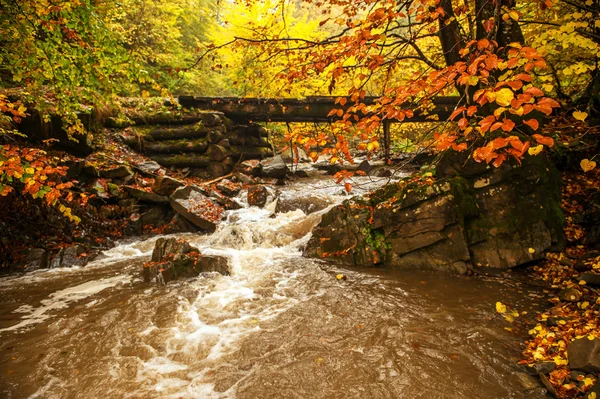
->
(0, 173, 548, 398)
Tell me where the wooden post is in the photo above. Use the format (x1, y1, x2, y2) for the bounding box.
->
(383, 120, 391, 163)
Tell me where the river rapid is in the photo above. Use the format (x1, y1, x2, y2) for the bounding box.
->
(0, 173, 548, 398)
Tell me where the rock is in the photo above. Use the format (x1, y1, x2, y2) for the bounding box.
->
(232, 172, 254, 185)
(140, 206, 173, 227)
(582, 192, 600, 247)
(291, 170, 310, 178)
(19, 248, 48, 271)
(260, 155, 288, 178)
(585, 381, 600, 399)
(62, 245, 90, 267)
(124, 186, 169, 204)
(358, 160, 372, 174)
(248, 185, 268, 208)
(49, 248, 64, 269)
(152, 175, 184, 196)
(143, 237, 230, 284)
(521, 362, 557, 376)
(539, 373, 557, 397)
(123, 213, 143, 236)
(579, 272, 600, 286)
(163, 214, 199, 234)
(107, 183, 120, 197)
(558, 287, 582, 302)
(216, 179, 242, 197)
(568, 336, 600, 373)
(275, 194, 330, 214)
(375, 168, 393, 178)
(88, 179, 110, 199)
(100, 165, 133, 179)
(236, 160, 262, 176)
(134, 160, 163, 176)
(304, 153, 564, 272)
(169, 186, 222, 232)
(82, 163, 100, 178)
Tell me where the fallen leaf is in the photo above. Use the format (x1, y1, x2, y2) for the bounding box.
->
(496, 301, 507, 314)
(573, 110, 588, 121)
(580, 159, 596, 172)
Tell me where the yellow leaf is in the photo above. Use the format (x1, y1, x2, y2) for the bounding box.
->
(495, 88, 514, 107)
(583, 377, 594, 386)
(528, 145, 543, 156)
(573, 111, 588, 121)
(528, 248, 536, 253)
(509, 11, 519, 21)
(579, 280, 587, 285)
(496, 301, 507, 314)
(580, 301, 589, 309)
(336, 274, 345, 280)
(25, 167, 34, 174)
(580, 159, 597, 172)
(589, 392, 597, 399)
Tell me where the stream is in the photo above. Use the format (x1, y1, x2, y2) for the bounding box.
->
(0, 173, 548, 398)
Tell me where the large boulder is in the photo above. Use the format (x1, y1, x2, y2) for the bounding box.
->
(169, 186, 223, 232)
(304, 152, 564, 272)
(17, 248, 48, 272)
(248, 185, 268, 208)
(567, 336, 600, 373)
(260, 155, 288, 178)
(152, 175, 184, 196)
(124, 186, 169, 204)
(143, 237, 230, 284)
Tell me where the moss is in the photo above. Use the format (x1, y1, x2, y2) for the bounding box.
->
(448, 176, 479, 219)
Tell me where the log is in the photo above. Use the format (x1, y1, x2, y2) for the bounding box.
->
(149, 154, 210, 168)
(207, 162, 231, 178)
(148, 124, 209, 140)
(144, 139, 209, 154)
(208, 129, 225, 144)
(207, 145, 231, 162)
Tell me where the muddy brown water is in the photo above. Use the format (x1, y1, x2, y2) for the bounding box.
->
(0, 175, 549, 398)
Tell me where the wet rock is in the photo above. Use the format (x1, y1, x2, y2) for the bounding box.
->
(143, 237, 230, 284)
(579, 272, 600, 286)
(169, 186, 222, 232)
(232, 172, 254, 185)
(236, 160, 262, 176)
(248, 185, 268, 208)
(49, 248, 64, 269)
(358, 160, 372, 174)
(291, 170, 309, 178)
(304, 153, 564, 272)
(567, 336, 600, 373)
(19, 248, 48, 271)
(100, 165, 133, 179)
(260, 155, 288, 178)
(123, 213, 143, 236)
(375, 168, 393, 178)
(539, 373, 557, 397)
(216, 179, 242, 197)
(140, 206, 172, 227)
(62, 245, 90, 267)
(163, 214, 199, 234)
(558, 287, 582, 302)
(152, 175, 184, 196)
(275, 194, 330, 214)
(124, 186, 169, 204)
(514, 372, 547, 398)
(521, 362, 557, 376)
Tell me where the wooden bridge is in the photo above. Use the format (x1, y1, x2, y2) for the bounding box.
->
(178, 95, 460, 160)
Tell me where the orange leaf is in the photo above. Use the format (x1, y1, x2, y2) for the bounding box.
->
(532, 134, 554, 147)
(344, 182, 352, 193)
(523, 119, 539, 130)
